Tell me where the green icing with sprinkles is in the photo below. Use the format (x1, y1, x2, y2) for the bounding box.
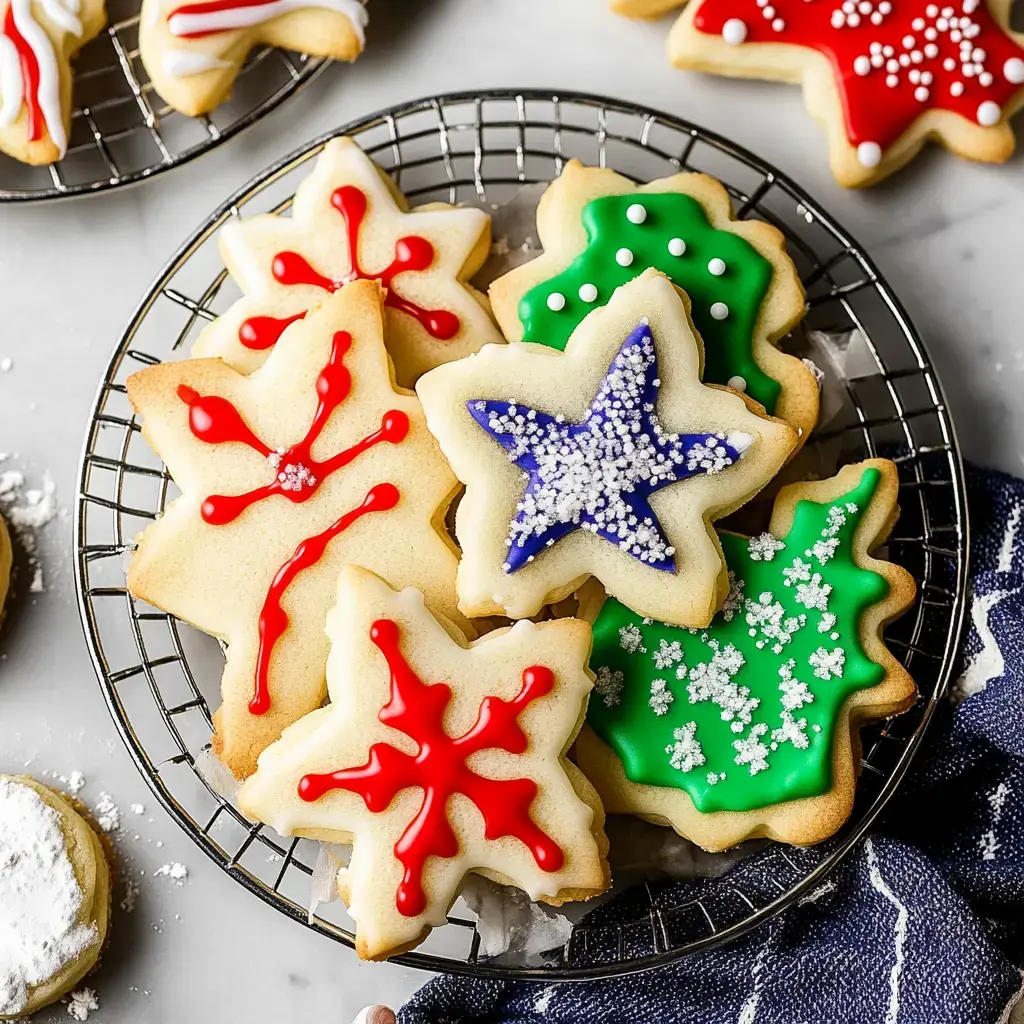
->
(586, 468, 890, 814)
(519, 192, 780, 413)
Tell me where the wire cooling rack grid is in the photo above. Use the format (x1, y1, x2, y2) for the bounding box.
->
(0, 0, 325, 201)
(74, 89, 969, 980)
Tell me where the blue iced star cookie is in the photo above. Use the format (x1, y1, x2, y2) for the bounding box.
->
(415, 270, 798, 625)
(467, 321, 752, 573)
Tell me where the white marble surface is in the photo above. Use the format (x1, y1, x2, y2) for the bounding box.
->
(1, 0, 1023, 1020)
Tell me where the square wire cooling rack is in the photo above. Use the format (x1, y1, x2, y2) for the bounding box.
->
(0, 0, 326, 201)
(74, 89, 970, 980)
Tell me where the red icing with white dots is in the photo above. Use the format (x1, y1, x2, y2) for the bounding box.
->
(239, 185, 461, 351)
(693, 0, 1024, 156)
(298, 618, 565, 918)
(178, 329, 409, 715)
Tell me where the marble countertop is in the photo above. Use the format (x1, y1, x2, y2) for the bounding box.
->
(1, 0, 1022, 1019)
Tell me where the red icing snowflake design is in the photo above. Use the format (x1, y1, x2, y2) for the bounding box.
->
(179, 329, 409, 716)
(298, 618, 565, 917)
(239, 185, 461, 352)
(693, 0, 1024, 159)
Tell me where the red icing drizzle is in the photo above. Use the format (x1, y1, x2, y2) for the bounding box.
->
(251, 485, 399, 715)
(165, 0, 279, 38)
(178, 329, 409, 715)
(238, 185, 461, 351)
(692, 0, 1024, 151)
(298, 618, 565, 917)
(2, 5, 44, 142)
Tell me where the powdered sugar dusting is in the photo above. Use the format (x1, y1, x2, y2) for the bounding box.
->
(154, 862, 189, 885)
(94, 792, 121, 833)
(0, 778, 99, 1016)
(0, 461, 59, 594)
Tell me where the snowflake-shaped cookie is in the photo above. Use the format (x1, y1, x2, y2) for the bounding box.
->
(238, 565, 610, 960)
(664, 0, 1024, 185)
(0, 0, 106, 164)
(127, 281, 467, 779)
(417, 269, 797, 625)
(191, 137, 504, 387)
(576, 458, 917, 851)
(139, 0, 365, 116)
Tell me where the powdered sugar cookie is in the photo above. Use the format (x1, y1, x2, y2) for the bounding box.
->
(609, 0, 683, 14)
(239, 565, 610, 961)
(0, 775, 110, 1019)
(192, 137, 503, 387)
(489, 160, 817, 444)
(418, 269, 798, 626)
(575, 459, 916, 851)
(663, 0, 1024, 186)
(0, 0, 106, 165)
(140, 0, 365, 117)
(127, 281, 468, 779)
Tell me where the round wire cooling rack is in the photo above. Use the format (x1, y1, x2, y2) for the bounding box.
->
(74, 89, 969, 980)
(0, 0, 327, 202)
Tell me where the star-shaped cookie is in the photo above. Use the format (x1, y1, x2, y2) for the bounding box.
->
(127, 280, 467, 779)
(192, 137, 504, 387)
(239, 565, 610, 961)
(139, 0, 366, 116)
(417, 270, 798, 625)
(487, 160, 818, 443)
(0, 0, 106, 165)
(663, 0, 1024, 185)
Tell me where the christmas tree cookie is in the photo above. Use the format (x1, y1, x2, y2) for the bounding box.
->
(192, 137, 505, 388)
(575, 459, 917, 851)
(417, 270, 797, 626)
(239, 565, 610, 961)
(655, 0, 1024, 186)
(127, 281, 468, 779)
(488, 161, 818, 443)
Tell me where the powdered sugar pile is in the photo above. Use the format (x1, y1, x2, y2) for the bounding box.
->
(0, 458, 59, 593)
(66, 987, 99, 1020)
(93, 792, 121, 833)
(154, 862, 188, 885)
(0, 778, 98, 1016)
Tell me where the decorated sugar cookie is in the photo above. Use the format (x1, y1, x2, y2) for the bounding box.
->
(658, 0, 1024, 186)
(574, 459, 916, 851)
(239, 565, 610, 961)
(139, 0, 365, 116)
(417, 270, 797, 625)
(192, 137, 503, 388)
(488, 161, 818, 443)
(609, 0, 681, 14)
(127, 281, 468, 779)
(0, 0, 105, 165)
(0, 775, 110, 1019)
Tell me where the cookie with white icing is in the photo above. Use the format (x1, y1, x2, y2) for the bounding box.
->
(0, 775, 110, 1019)
(140, 0, 365, 116)
(575, 459, 917, 851)
(650, 0, 1024, 186)
(127, 281, 468, 779)
(192, 136, 504, 388)
(0, 0, 106, 165)
(488, 160, 817, 445)
(417, 269, 798, 625)
(239, 565, 610, 961)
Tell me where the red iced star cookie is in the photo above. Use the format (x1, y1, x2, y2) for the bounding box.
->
(633, 0, 1024, 185)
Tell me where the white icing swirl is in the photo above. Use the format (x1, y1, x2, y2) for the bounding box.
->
(162, 48, 231, 77)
